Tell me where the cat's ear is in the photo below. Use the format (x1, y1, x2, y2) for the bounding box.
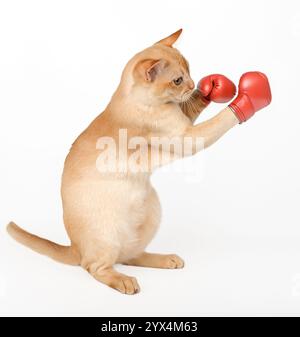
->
(155, 29, 183, 47)
(135, 59, 168, 82)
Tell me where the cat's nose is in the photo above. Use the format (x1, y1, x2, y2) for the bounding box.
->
(188, 80, 195, 90)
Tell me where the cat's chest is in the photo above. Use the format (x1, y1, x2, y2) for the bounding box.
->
(149, 105, 191, 137)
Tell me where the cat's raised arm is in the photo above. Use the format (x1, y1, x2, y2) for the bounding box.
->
(180, 74, 236, 123)
(179, 89, 208, 123)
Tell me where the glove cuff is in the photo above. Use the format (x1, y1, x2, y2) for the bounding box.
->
(228, 104, 244, 124)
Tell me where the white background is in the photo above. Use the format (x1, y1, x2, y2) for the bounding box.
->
(1, 0, 300, 316)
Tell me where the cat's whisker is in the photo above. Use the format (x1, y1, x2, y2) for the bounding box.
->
(186, 95, 196, 114)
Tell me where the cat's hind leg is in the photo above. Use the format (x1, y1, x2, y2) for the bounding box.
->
(82, 254, 140, 295)
(122, 188, 184, 269)
(124, 252, 184, 269)
(89, 266, 140, 295)
(78, 234, 140, 295)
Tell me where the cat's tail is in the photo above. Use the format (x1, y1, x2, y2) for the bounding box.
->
(6, 221, 80, 266)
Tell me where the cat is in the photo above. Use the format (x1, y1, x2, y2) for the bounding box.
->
(7, 29, 238, 294)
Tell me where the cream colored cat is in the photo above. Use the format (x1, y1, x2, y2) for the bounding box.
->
(7, 29, 238, 294)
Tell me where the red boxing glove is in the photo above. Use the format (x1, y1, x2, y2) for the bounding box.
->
(229, 72, 272, 123)
(197, 74, 236, 104)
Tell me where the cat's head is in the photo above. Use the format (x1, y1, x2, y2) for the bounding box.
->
(127, 29, 195, 105)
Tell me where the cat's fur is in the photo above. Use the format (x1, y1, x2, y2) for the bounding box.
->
(7, 30, 238, 294)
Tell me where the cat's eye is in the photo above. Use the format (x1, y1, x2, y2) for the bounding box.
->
(173, 77, 183, 86)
